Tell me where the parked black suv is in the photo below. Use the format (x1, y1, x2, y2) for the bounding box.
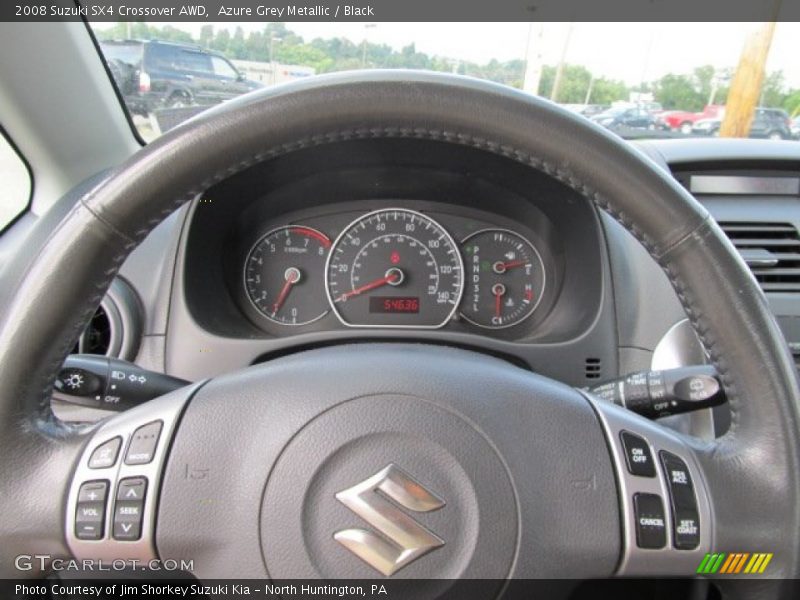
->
(692, 107, 792, 139)
(99, 40, 261, 116)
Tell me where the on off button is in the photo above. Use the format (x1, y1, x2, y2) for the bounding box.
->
(620, 431, 656, 477)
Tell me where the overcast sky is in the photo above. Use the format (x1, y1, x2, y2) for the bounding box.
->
(113, 22, 800, 88)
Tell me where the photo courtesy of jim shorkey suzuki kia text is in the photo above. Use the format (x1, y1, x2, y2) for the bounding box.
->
(16, 583, 389, 597)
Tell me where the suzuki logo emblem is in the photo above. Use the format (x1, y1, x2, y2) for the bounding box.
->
(334, 464, 445, 576)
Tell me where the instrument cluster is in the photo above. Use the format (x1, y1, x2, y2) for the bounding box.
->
(241, 206, 549, 333)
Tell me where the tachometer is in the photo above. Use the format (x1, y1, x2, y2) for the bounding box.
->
(325, 209, 464, 328)
(244, 226, 331, 326)
(460, 229, 546, 329)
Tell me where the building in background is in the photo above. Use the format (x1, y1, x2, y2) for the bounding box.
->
(232, 60, 316, 86)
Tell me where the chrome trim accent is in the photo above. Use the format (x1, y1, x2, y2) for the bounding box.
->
(739, 248, 780, 268)
(334, 463, 445, 576)
(689, 175, 800, 196)
(652, 319, 708, 371)
(582, 392, 713, 576)
(652, 319, 715, 440)
(324, 208, 465, 329)
(66, 383, 200, 563)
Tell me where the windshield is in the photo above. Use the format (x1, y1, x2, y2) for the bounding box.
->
(100, 41, 143, 66)
(599, 107, 628, 116)
(90, 22, 800, 143)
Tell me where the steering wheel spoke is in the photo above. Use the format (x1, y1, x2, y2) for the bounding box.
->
(584, 394, 714, 576)
(66, 384, 199, 565)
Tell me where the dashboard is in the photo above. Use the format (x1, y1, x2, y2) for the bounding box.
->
(180, 138, 608, 350)
(16, 136, 796, 423)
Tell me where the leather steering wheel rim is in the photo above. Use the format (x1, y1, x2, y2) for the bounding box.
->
(0, 71, 798, 587)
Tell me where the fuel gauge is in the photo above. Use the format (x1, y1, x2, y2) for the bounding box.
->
(460, 229, 546, 329)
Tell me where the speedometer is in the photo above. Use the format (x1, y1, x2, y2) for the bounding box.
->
(325, 209, 464, 328)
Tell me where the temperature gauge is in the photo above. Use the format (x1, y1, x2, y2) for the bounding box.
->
(460, 229, 545, 329)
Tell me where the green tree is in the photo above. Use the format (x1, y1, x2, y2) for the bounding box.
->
(761, 71, 787, 108)
(228, 27, 246, 59)
(653, 73, 704, 111)
(198, 25, 214, 49)
(210, 29, 230, 54)
(782, 90, 800, 116)
(591, 77, 629, 105)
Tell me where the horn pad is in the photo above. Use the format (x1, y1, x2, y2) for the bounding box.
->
(261, 394, 517, 587)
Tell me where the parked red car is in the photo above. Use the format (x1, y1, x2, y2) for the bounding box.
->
(657, 104, 725, 133)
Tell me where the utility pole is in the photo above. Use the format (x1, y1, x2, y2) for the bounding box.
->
(550, 23, 574, 103)
(269, 35, 281, 85)
(708, 78, 719, 106)
(637, 27, 657, 98)
(522, 22, 544, 96)
(584, 75, 595, 106)
(720, 16, 780, 138)
(361, 24, 376, 68)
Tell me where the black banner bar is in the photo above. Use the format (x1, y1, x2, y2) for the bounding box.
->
(3, 0, 800, 23)
(5, 578, 799, 600)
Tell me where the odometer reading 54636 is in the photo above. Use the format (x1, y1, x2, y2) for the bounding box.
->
(325, 209, 464, 328)
(369, 296, 420, 314)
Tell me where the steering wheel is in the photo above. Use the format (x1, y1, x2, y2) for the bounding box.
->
(1, 72, 798, 597)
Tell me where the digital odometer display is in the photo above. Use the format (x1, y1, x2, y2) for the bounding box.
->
(325, 209, 464, 328)
(369, 296, 420, 314)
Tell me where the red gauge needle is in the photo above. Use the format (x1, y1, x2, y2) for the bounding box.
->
(493, 260, 528, 274)
(272, 268, 300, 316)
(502, 260, 527, 269)
(337, 271, 400, 302)
(492, 283, 506, 319)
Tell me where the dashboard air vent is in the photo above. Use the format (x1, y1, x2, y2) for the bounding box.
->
(74, 305, 113, 355)
(585, 358, 602, 380)
(718, 222, 800, 293)
(70, 278, 143, 360)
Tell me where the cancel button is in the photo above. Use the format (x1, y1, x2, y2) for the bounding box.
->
(633, 492, 667, 549)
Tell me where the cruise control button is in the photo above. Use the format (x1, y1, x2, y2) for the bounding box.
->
(672, 509, 700, 549)
(113, 501, 144, 541)
(117, 477, 147, 501)
(124, 420, 162, 465)
(660, 451, 695, 508)
(660, 451, 700, 549)
(78, 480, 109, 504)
(633, 493, 666, 549)
(88, 437, 122, 469)
(620, 431, 655, 477)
